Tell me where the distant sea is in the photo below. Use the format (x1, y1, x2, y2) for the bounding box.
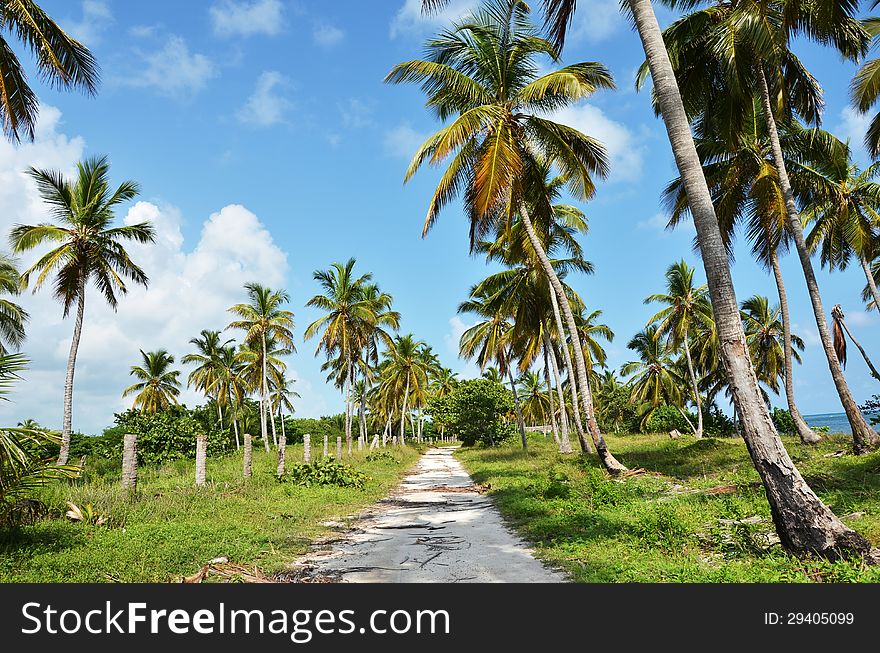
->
(803, 412, 880, 435)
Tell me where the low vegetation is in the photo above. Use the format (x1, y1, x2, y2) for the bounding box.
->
(0, 445, 420, 582)
(457, 434, 880, 582)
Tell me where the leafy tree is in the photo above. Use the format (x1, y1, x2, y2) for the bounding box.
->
(428, 378, 515, 446)
(122, 349, 182, 413)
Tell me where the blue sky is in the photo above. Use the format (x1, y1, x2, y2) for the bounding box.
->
(0, 0, 877, 433)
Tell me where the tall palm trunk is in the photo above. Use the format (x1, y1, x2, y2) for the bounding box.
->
(682, 331, 703, 438)
(860, 256, 880, 315)
(260, 333, 270, 452)
(547, 277, 592, 454)
(756, 65, 878, 453)
(383, 414, 391, 446)
(543, 327, 572, 453)
(269, 398, 278, 447)
(519, 204, 624, 472)
(217, 400, 224, 430)
(506, 364, 528, 450)
(399, 375, 410, 444)
(59, 273, 87, 465)
(280, 406, 286, 445)
(233, 416, 241, 450)
(359, 371, 368, 443)
(542, 351, 562, 450)
(629, 0, 871, 557)
(770, 248, 821, 443)
(344, 363, 353, 454)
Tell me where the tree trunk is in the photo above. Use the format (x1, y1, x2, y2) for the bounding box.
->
(834, 305, 880, 382)
(399, 375, 410, 445)
(323, 433, 329, 457)
(59, 273, 87, 466)
(507, 365, 528, 450)
(862, 255, 880, 313)
(519, 204, 624, 472)
(345, 364, 353, 455)
(547, 273, 592, 454)
(303, 433, 311, 464)
(383, 415, 391, 446)
(755, 64, 878, 453)
(195, 434, 207, 486)
(336, 435, 342, 459)
(682, 331, 703, 438)
(280, 407, 286, 447)
(233, 416, 241, 450)
(543, 354, 563, 450)
(243, 433, 252, 478)
(269, 397, 278, 448)
(121, 432, 137, 493)
(629, 0, 872, 557)
(359, 370, 368, 443)
(543, 327, 572, 453)
(277, 434, 287, 477)
(770, 248, 821, 444)
(261, 334, 270, 453)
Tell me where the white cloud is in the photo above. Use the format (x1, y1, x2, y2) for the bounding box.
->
(210, 0, 284, 37)
(63, 0, 113, 46)
(845, 310, 878, 328)
(637, 212, 672, 235)
(837, 106, 871, 153)
(444, 316, 481, 380)
(125, 36, 217, 98)
(237, 71, 291, 127)
(390, 0, 479, 38)
(547, 103, 644, 184)
(313, 23, 345, 47)
(339, 98, 375, 129)
(129, 24, 161, 39)
(384, 123, 427, 159)
(0, 107, 298, 433)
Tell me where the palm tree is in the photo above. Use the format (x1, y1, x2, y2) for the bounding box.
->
(645, 261, 713, 438)
(182, 329, 233, 427)
(852, 10, 880, 157)
(482, 367, 503, 384)
(459, 286, 529, 449)
(517, 371, 552, 427)
(421, 0, 876, 556)
(217, 345, 247, 450)
(653, 0, 877, 451)
(388, 0, 626, 472)
(622, 327, 692, 433)
(122, 349, 181, 413)
(356, 282, 400, 444)
(573, 308, 614, 385)
(380, 334, 430, 444)
(236, 338, 289, 450)
(741, 295, 806, 396)
(801, 154, 880, 314)
(305, 259, 376, 453)
(831, 304, 880, 383)
(0, 255, 27, 354)
(11, 156, 154, 465)
(0, 1, 99, 142)
(228, 283, 295, 451)
(270, 373, 300, 447)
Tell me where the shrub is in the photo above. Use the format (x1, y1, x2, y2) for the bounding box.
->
(644, 405, 694, 434)
(427, 378, 515, 447)
(770, 408, 796, 436)
(365, 451, 398, 463)
(703, 405, 735, 437)
(113, 407, 233, 465)
(282, 458, 367, 489)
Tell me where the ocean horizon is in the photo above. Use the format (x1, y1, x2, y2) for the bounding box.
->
(803, 412, 880, 435)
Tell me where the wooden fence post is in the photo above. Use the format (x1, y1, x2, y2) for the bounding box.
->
(277, 434, 287, 477)
(323, 434, 329, 458)
(336, 436, 342, 459)
(195, 434, 207, 486)
(303, 433, 311, 464)
(243, 434, 253, 478)
(122, 433, 138, 493)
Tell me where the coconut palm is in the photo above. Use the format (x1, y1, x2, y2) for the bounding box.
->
(831, 304, 880, 383)
(122, 350, 181, 413)
(236, 338, 289, 450)
(270, 373, 300, 447)
(645, 260, 713, 438)
(423, 0, 876, 555)
(517, 371, 551, 427)
(11, 156, 154, 465)
(573, 308, 614, 382)
(741, 295, 806, 395)
(0, 1, 99, 142)
(0, 255, 27, 355)
(851, 11, 880, 157)
(216, 346, 247, 450)
(227, 283, 295, 451)
(389, 0, 626, 472)
(801, 153, 880, 314)
(182, 329, 233, 427)
(380, 334, 430, 444)
(305, 259, 376, 453)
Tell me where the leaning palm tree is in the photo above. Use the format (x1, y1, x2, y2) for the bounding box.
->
(645, 260, 713, 438)
(831, 304, 880, 383)
(11, 156, 153, 465)
(122, 349, 182, 413)
(388, 0, 625, 472)
(227, 283, 295, 451)
(0, 255, 27, 354)
(0, 1, 99, 142)
(422, 0, 877, 555)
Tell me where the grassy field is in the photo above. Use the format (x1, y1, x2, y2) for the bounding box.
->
(456, 433, 880, 582)
(0, 444, 421, 582)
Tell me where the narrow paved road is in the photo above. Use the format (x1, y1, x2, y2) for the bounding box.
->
(297, 447, 566, 583)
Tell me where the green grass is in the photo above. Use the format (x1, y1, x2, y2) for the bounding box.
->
(0, 444, 421, 582)
(456, 433, 880, 582)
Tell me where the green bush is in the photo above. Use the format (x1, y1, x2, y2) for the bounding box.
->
(427, 378, 515, 447)
(365, 451, 398, 463)
(113, 407, 233, 465)
(282, 458, 367, 489)
(770, 408, 796, 435)
(644, 405, 694, 434)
